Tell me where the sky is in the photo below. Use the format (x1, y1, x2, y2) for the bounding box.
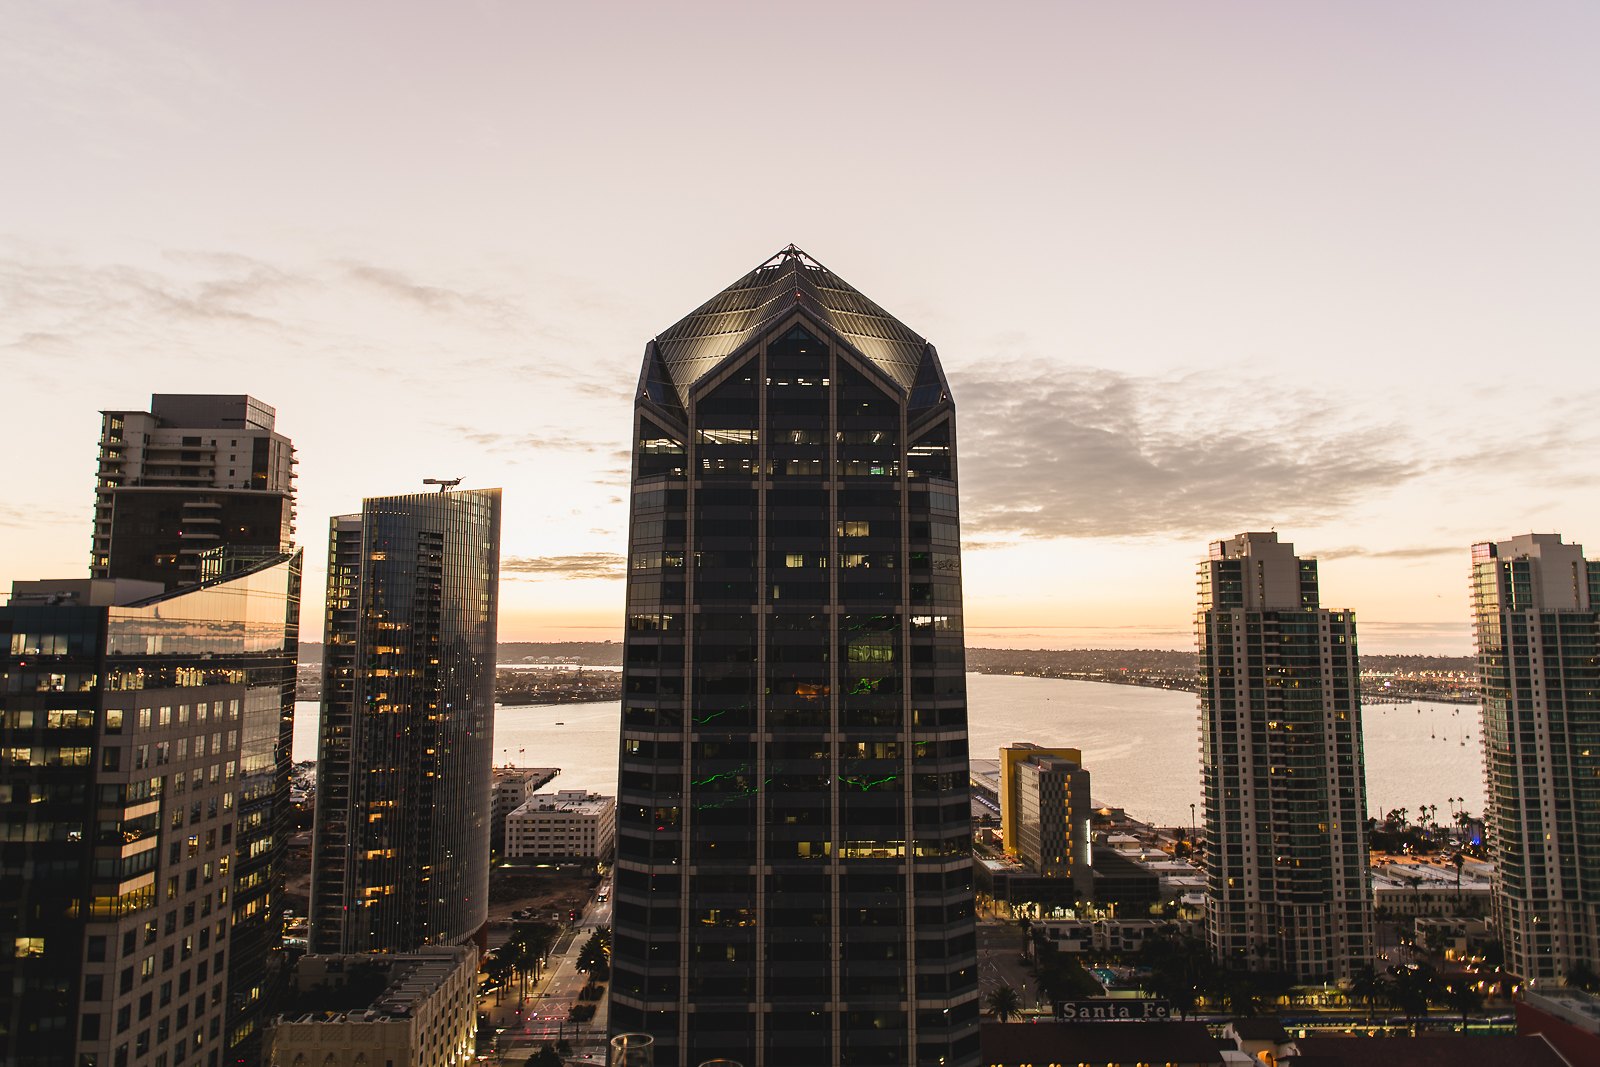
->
(3, 1, 1598, 654)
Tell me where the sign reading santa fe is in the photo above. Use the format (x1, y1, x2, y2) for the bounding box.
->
(1053, 999, 1172, 1022)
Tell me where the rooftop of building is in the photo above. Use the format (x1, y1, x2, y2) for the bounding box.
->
(281, 946, 470, 1025)
(1370, 858, 1493, 891)
(10, 551, 297, 610)
(981, 1020, 1224, 1065)
(1521, 986, 1600, 1033)
(1289, 1034, 1569, 1067)
(103, 393, 278, 430)
(7, 577, 166, 607)
(153, 393, 275, 429)
(509, 788, 613, 816)
(641, 244, 947, 412)
(1226, 1019, 1290, 1043)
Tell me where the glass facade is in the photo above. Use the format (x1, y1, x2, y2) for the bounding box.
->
(310, 489, 501, 954)
(1471, 535, 1600, 983)
(1196, 533, 1373, 982)
(0, 553, 300, 1067)
(610, 248, 978, 1067)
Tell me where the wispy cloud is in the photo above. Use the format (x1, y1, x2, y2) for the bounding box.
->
(1316, 545, 1463, 561)
(0, 244, 565, 363)
(340, 262, 521, 324)
(447, 428, 613, 454)
(0, 505, 79, 529)
(503, 553, 627, 580)
(0, 253, 291, 348)
(953, 363, 1424, 539)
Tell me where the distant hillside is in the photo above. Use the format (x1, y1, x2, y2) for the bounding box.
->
(297, 641, 622, 666)
(966, 648, 1474, 674)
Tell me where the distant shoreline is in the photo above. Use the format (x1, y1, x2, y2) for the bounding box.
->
(295, 646, 1479, 706)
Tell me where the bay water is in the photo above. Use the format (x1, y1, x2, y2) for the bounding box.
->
(292, 673, 1486, 828)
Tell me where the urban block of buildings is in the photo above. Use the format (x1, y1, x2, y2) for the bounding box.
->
(490, 765, 559, 856)
(1370, 856, 1494, 919)
(610, 245, 978, 1067)
(0, 556, 301, 1066)
(1196, 532, 1375, 981)
(268, 945, 476, 1067)
(504, 787, 616, 861)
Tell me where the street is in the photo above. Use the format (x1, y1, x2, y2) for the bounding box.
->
(483, 892, 614, 1063)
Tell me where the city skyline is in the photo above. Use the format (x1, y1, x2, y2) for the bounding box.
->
(6, 4, 1600, 654)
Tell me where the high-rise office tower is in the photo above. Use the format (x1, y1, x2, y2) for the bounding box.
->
(310, 488, 501, 954)
(1196, 532, 1374, 981)
(1471, 533, 1600, 984)
(0, 553, 300, 1067)
(999, 744, 1093, 900)
(92, 395, 296, 590)
(610, 246, 978, 1067)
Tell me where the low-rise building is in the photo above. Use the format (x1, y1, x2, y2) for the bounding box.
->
(1371, 857, 1493, 917)
(1289, 1034, 1569, 1066)
(504, 788, 615, 861)
(268, 946, 476, 1067)
(490, 766, 559, 855)
(1034, 918, 1197, 956)
(981, 1021, 1226, 1067)
(1516, 987, 1600, 1067)
(1089, 848, 1163, 911)
(977, 855, 1085, 915)
(1413, 917, 1492, 961)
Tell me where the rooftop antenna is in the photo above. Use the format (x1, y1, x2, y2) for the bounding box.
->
(423, 477, 462, 493)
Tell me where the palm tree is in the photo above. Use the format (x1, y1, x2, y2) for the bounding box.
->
(1349, 964, 1387, 1024)
(506, 920, 557, 997)
(1442, 979, 1483, 1030)
(483, 951, 517, 1005)
(1388, 963, 1440, 1031)
(986, 983, 1022, 1023)
(1138, 930, 1215, 1021)
(1400, 873, 1425, 918)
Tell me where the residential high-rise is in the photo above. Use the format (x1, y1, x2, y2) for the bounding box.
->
(1471, 533, 1600, 984)
(610, 246, 978, 1067)
(310, 489, 501, 954)
(92, 394, 296, 590)
(1196, 532, 1374, 981)
(999, 744, 1093, 900)
(0, 553, 300, 1067)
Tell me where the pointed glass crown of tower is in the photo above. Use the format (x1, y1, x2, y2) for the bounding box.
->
(639, 244, 949, 415)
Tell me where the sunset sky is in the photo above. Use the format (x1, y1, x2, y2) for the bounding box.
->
(4, 2, 1598, 653)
